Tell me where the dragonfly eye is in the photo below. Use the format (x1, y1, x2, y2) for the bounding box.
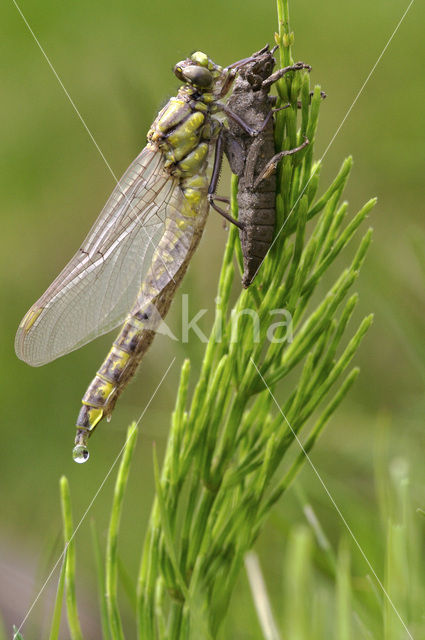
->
(174, 63, 213, 88)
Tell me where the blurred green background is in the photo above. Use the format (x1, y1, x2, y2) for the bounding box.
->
(1, 0, 424, 637)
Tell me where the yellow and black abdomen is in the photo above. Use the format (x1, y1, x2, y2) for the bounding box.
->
(74, 91, 218, 450)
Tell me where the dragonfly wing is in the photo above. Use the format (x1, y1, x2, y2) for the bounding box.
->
(15, 145, 179, 366)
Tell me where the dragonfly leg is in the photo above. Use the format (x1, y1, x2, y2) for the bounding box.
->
(262, 62, 312, 89)
(215, 102, 259, 137)
(219, 101, 299, 138)
(217, 68, 238, 99)
(254, 103, 291, 134)
(208, 128, 244, 230)
(254, 136, 310, 187)
(213, 195, 231, 205)
(209, 196, 243, 229)
(208, 126, 225, 195)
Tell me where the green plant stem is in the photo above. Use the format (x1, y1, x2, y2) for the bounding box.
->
(48, 552, 67, 640)
(91, 520, 111, 640)
(60, 476, 83, 640)
(105, 423, 138, 640)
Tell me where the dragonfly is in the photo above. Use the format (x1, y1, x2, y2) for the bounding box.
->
(15, 50, 264, 463)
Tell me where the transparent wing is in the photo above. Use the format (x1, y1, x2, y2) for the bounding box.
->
(15, 145, 181, 366)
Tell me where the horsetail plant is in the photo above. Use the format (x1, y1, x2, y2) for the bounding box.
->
(15, 0, 377, 637)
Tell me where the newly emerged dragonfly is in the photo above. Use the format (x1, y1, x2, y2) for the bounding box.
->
(15, 51, 263, 462)
(16, 48, 310, 462)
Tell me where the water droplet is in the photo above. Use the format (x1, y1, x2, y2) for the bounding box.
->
(72, 444, 90, 464)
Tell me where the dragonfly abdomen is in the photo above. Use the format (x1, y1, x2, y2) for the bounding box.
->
(238, 192, 276, 287)
(237, 128, 277, 287)
(76, 323, 156, 433)
(75, 201, 209, 437)
(75, 129, 212, 440)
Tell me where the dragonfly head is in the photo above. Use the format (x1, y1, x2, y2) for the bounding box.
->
(174, 51, 223, 91)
